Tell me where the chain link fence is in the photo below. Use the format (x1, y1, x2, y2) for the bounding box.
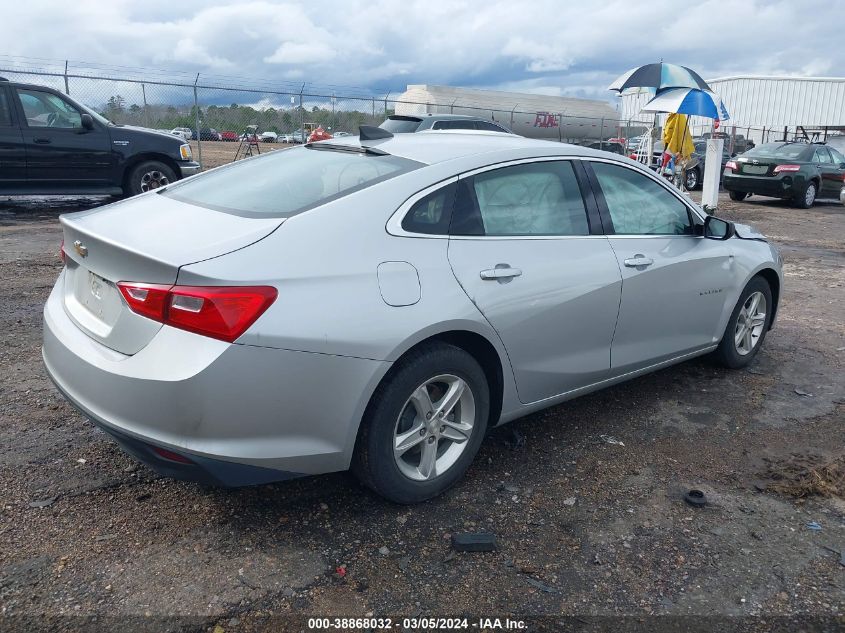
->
(3, 59, 832, 172)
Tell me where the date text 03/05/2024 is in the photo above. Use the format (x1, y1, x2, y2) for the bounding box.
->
(306, 617, 528, 630)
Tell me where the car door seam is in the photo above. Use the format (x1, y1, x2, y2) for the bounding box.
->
(444, 234, 523, 403)
(603, 237, 626, 370)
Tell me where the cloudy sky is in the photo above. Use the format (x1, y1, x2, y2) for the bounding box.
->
(3, 0, 844, 100)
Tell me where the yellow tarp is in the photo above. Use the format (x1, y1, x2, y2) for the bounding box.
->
(663, 113, 695, 160)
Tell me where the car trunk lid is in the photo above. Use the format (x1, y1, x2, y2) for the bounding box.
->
(60, 193, 283, 355)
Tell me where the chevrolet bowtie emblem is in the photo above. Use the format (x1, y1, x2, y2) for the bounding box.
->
(73, 240, 88, 257)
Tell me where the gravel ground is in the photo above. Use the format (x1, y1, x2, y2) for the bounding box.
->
(190, 140, 289, 169)
(0, 192, 843, 632)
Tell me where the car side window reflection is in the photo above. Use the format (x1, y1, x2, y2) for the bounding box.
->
(454, 161, 589, 237)
(591, 162, 694, 236)
(814, 148, 833, 164)
(17, 89, 82, 129)
(829, 147, 845, 165)
(401, 183, 456, 235)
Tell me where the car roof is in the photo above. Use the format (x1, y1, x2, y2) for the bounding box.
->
(311, 131, 622, 166)
(388, 113, 500, 122)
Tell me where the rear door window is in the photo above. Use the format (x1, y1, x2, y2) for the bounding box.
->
(814, 147, 833, 164)
(451, 161, 590, 236)
(163, 146, 422, 218)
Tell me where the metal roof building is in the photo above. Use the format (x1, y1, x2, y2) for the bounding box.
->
(619, 75, 845, 142)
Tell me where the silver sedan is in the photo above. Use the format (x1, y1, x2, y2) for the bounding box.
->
(43, 129, 783, 503)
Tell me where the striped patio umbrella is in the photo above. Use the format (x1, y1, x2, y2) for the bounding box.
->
(608, 62, 710, 93)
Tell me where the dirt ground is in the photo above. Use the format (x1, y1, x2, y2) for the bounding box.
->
(190, 140, 290, 169)
(0, 191, 843, 632)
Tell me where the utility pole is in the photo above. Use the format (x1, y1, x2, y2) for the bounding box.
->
(193, 73, 203, 169)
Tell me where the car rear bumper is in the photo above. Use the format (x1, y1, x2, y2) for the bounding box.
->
(723, 172, 805, 197)
(42, 273, 390, 485)
(177, 161, 202, 178)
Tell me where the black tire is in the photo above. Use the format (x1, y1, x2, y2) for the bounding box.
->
(684, 167, 701, 191)
(728, 190, 748, 202)
(352, 342, 490, 504)
(125, 160, 177, 197)
(714, 276, 773, 369)
(793, 180, 817, 209)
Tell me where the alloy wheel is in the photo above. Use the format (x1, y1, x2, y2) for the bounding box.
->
(393, 374, 475, 481)
(734, 291, 767, 356)
(805, 183, 816, 207)
(140, 170, 170, 192)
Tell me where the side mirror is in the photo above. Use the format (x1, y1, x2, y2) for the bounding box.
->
(80, 113, 94, 131)
(704, 215, 735, 240)
(839, 163, 845, 169)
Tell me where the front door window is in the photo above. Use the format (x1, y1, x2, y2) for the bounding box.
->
(17, 89, 82, 129)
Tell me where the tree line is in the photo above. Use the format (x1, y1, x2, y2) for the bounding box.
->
(101, 95, 386, 134)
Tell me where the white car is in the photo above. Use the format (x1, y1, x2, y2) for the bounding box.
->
(260, 132, 278, 143)
(170, 128, 192, 142)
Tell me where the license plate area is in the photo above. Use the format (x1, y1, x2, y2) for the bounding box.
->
(742, 164, 769, 175)
(82, 271, 109, 316)
(64, 263, 124, 332)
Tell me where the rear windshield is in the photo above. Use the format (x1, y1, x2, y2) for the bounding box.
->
(380, 117, 422, 133)
(745, 143, 812, 160)
(162, 146, 421, 217)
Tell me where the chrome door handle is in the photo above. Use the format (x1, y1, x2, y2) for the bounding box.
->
(480, 266, 522, 280)
(623, 255, 654, 268)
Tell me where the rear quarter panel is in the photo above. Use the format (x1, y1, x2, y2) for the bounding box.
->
(176, 164, 509, 362)
(176, 163, 522, 432)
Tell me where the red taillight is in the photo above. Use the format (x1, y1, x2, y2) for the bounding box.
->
(773, 164, 801, 173)
(60, 239, 66, 264)
(117, 282, 277, 343)
(725, 160, 738, 172)
(166, 285, 278, 342)
(117, 282, 171, 321)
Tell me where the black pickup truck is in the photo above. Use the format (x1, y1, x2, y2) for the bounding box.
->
(0, 77, 200, 197)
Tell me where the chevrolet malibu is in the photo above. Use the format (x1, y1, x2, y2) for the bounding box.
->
(43, 129, 783, 503)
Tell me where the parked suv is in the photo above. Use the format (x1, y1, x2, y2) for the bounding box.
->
(0, 78, 200, 196)
(380, 114, 512, 134)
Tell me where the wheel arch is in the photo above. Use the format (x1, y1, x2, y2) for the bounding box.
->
(754, 267, 781, 329)
(366, 326, 510, 435)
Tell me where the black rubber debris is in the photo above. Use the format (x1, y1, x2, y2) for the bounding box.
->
(451, 532, 497, 552)
(684, 489, 707, 508)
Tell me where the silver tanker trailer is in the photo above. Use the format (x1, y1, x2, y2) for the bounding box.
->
(392, 84, 642, 143)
